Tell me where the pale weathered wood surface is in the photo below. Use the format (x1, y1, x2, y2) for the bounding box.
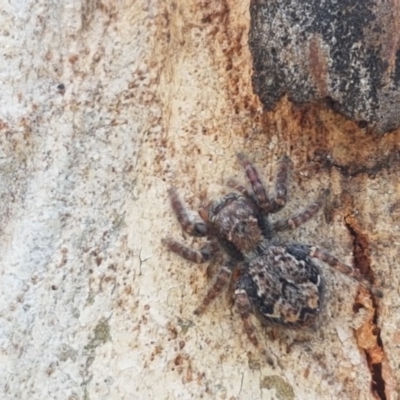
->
(0, 1, 398, 399)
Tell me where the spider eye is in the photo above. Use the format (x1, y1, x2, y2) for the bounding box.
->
(193, 222, 207, 236)
(212, 194, 238, 216)
(234, 222, 246, 234)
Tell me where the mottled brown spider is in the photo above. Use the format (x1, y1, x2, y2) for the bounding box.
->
(163, 154, 377, 346)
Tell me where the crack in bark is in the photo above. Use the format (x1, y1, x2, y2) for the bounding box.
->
(315, 149, 400, 178)
(344, 216, 387, 400)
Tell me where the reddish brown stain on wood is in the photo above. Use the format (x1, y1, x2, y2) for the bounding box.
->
(308, 35, 329, 98)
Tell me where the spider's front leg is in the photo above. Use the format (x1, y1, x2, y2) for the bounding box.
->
(238, 154, 291, 214)
(194, 260, 237, 316)
(270, 155, 292, 212)
(167, 187, 209, 237)
(237, 153, 270, 211)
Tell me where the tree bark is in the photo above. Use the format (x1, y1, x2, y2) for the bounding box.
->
(0, 1, 398, 399)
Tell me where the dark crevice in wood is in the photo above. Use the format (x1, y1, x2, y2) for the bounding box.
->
(345, 217, 386, 400)
(315, 149, 400, 178)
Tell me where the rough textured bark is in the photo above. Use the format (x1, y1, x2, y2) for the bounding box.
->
(0, 1, 398, 399)
(250, 0, 400, 135)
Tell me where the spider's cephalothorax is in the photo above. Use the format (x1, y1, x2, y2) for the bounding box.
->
(203, 193, 264, 256)
(163, 154, 377, 346)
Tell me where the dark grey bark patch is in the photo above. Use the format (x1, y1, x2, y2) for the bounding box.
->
(249, 0, 400, 134)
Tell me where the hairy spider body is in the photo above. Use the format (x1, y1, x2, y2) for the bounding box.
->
(243, 245, 324, 327)
(163, 154, 375, 346)
(202, 192, 324, 329)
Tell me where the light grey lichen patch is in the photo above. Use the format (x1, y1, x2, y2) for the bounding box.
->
(177, 318, 194, 335)
(110, 210, 127, 232)
(247, 353, 262, 371)
(85, 291, 96, 307)
(57, 343, 78, 362)
(81, 318, 112, 400)
(84, 319, 111, 376)
(260, 375, 295, 400)
(85, 318, 111, 351)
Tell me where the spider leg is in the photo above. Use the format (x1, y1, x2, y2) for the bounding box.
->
(310, 246, 383, 297)
(309, 246, 357, 277)
(227, 179, 260, 211)
(194, 260, 236, 315)
(237, 153, 270, 211)
(273, 190, 328, 232)
(162, 238, 218, 263)
(168, 187, 208, 237)
(235, 287, 258, 347)
(237, 154, 291, 214)
(269, 155, 292, 213)
(227, 179, 251, 197)
(288, 244, 382, 296)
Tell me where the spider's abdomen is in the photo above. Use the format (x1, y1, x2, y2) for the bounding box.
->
(238, 245, 325, 327)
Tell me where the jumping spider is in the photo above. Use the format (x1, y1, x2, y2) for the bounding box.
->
(163, 154, 377, 346)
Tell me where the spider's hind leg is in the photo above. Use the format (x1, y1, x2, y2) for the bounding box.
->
(309, 247, 361, 281)
(289, 244, 382, 297)
(311, 246, 383, 296)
